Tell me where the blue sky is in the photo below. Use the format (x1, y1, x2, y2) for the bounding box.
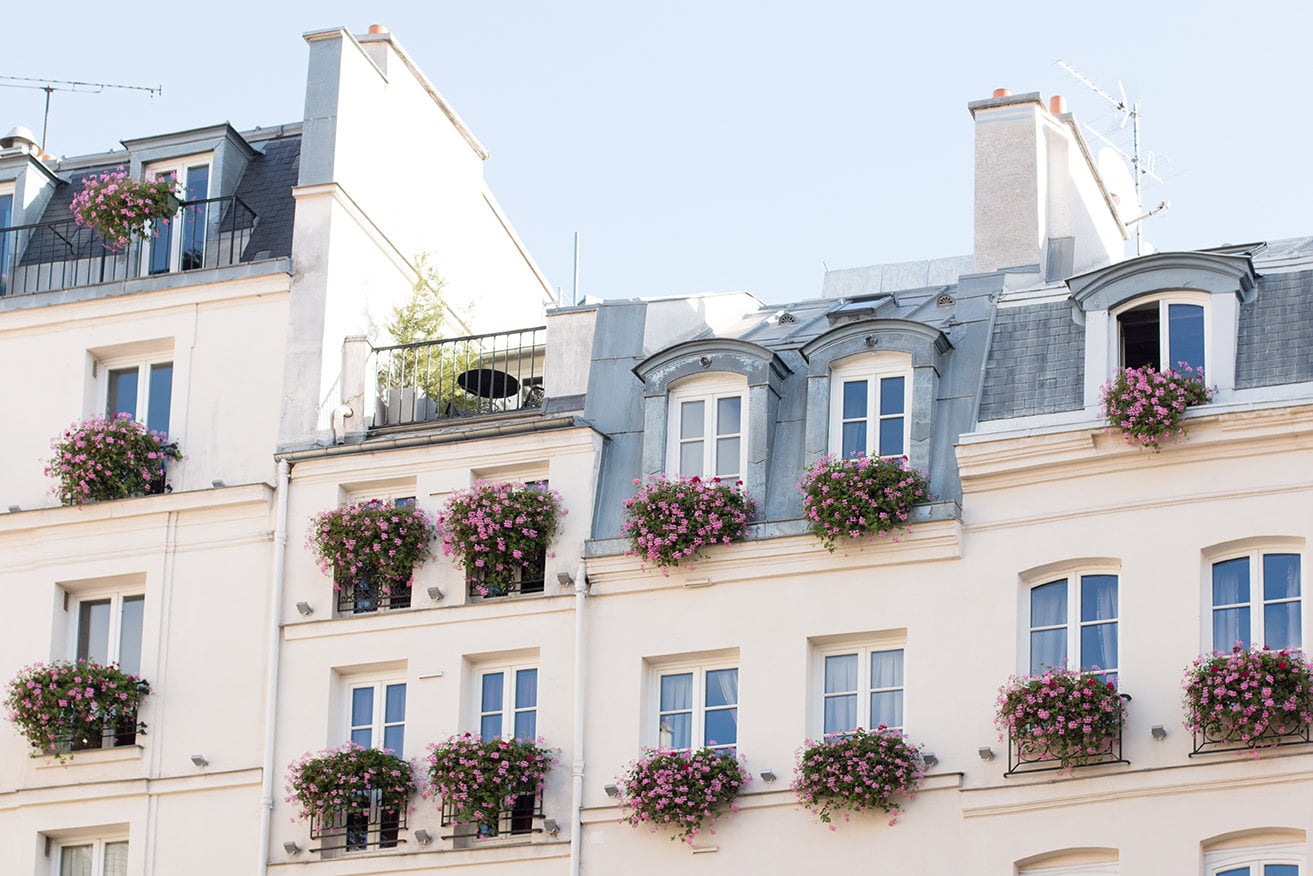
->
(4, 2, 1310, 304)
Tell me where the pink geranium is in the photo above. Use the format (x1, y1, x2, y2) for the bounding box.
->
(622, 475, 754, 570)
(616, 747, 748, 844)
(1101, 364, 1212, 450)
(798, 454, 929, 551)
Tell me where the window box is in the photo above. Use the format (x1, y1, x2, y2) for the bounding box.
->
(622, 475, 754, 570)
(285, 743, 416, 854)
(799, 454, 929, 552)
(793, 727, 926, 826)
(616, 747, 748, 844)
(307, 499, 437, 616)
(45, 415, 181, 506)
(427, 733, 555, 839)
(1100, 364, 1212, 450)
(4, 660, 149, 761)
(994, 666, 1128, 775)
(438, 481, 563, 599)
(1185, 647, 1313, 756)
(69, 167, 181, 251)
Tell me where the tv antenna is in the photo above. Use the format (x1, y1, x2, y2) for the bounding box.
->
(0, 75, 163, 153)
(1056, 60, 1167, 255)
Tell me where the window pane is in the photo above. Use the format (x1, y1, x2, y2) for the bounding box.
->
(824, 654, 858, 694)
(1119, 303, 1160, 369)
(1264, 553, 1301, 600)
(871, 650, 904, 688)
(705, 668, 738, 708)
(514, 710, 536, 741)
(660, 673, 693, 711)
(147, 363, 173, 435)
(704, 707, 737, 748)
(824, 694, 857, 735)
(878, 416, 904, 456)
(104, 841, 130, 876)
(1213, 557, 1250, 606)
(77, 599, 111, 664)
(879, 376, 905, 416)
(716, 396, 741, 435)
(870, 689, 903, 728)
(382, 724, 404, 754)
(680, 400, 705, 439)
(480, 714, 503, 741)
(119, 595, 144, 677)
(59, 845, 93, 876)
(351, 727, 372, 747)
(181, 165, 209, 270)
(1080, 575, 1118, 622)
(350, 687, 373, 728)
(515, 669, 538, 709)
(679, 440, 703, 476)
(384, 683, 406, 723)
(1266, 601, 1301, 651)
(842, 380, 867, 420)
(1080, 622, 1117, 673)
(1167, 302, 1205, 372)
(1213, 606, 1250, 652)
(1217, 869, 1250, 876)
(1030, 580, 1067, 627)
(107, 368, 139, 419)
(1265, 866, 1298, 876)
(1030, 629, 1067, 673)
(659, 712, 691, 750)
(841, 421, 867, 458)
(715, 437, 740, 477)
(482, 672, 504, 713)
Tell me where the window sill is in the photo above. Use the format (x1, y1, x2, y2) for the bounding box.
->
(35, 744, 144, 769)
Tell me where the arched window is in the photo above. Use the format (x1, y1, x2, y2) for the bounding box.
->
(1113, 292, 1208, 372)
(666, 373, 747, 480)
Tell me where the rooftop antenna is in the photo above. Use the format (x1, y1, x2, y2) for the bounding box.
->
(1056, 60, 1165, 255)
(0, 75, 163, 152)
(572, 231, 581, 306)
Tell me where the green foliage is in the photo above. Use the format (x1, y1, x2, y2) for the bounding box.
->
(5, 659, 150, 760)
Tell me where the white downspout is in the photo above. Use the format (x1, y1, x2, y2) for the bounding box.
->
(569, 559, 589, 876)
(257, 459, 292, 875)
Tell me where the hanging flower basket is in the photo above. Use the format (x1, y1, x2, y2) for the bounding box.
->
(995, 666, 1125, 770)
(792, 727, 926, 827)
(621, 475, 755, 570)
(69, 167, 181, 251)
(307, 499, 437, 597)
(437, 481, 564, 596)
(798, 454, 930, 552)
(1183, 646, 1313, 751)
(426, 733, 555, 830)
(45, 414, 181, 506)
(285, 742, 417, 825)
(1100, 364, 1212, 450)
(616, 747, 749, 844)
(4, 659, 150, 760)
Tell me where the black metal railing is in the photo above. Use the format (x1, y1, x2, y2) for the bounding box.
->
(1005, 693, 1132, 776)
(0, 195, 257, 297)
(440, 787, 544, 839)
(310, 790, 408, 853)
(58, 711, 146, 753)
(372, 326, 546, 427)
(337, 575, 413, 616)
(1190, 717, 1312, 756)
(467, 550, 546, 600)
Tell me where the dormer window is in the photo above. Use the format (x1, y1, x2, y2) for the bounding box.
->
(829, 353, 911, 459)
(667, 375, 746, 480)
(1116, 295, 1206, 372)
(145, 155, 211, 274)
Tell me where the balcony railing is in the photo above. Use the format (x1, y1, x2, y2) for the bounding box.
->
(467, 550, 546, 600)
(0, 195, 258, 297)
(58, 711, 145, 753)
(1004, 693, 1132, 776)
(440, 787, 544, 839)
(310, 789, 408, 853)
(372, 326, 546, 427)
(337, 575, 413, 616)
(1190, 717, 1312, 756)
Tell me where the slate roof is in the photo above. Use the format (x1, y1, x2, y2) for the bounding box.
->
(977, 300, 1084, 421)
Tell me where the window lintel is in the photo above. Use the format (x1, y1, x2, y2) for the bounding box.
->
(1068, 250, 1256, 314)
(801, 319, 949, 376)
(633, 338, 789, 398)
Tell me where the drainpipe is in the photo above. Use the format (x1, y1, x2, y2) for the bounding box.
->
(257, 459, 292, 876)
(569, 559, 589, 876)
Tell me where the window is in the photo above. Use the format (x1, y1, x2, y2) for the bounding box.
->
(656, 666, 738, 752)
(337, 497, 416, 615)
(54, 838, 129, 876)
(1029, 572, 1118, 683)
(74, 592, 145, 677)
(478, 666, 538, 741)
(145, 158, 210, 275)
(821, 647, 904, 735)
(0, 189, 12, 296)
(104, 357, 173, 436)
(667, 376, 745, 480)
(338, 676, 406, 852)
(467, 483, 548, 599)
(348, 680, 406, 754)
(829, 354, 911, 459)
(1116, 295, 1206, 372)
(1212, 552, 1302, 651)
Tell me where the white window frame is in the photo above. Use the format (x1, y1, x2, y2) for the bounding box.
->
(1019, 862, 1118, 876)
(1024, 567, 1120, 680)
(813, 636, 907, 736)
(50, 836, 130, 876)
(473, 662, 540, 742)
(828, 352, 913, 460)
(1111, 291, 1210, 373)
(648, 660, 739, 753)
(1205, 843, 1304, 876)
(99, 351, 174, 435)
(342, 674, 407, 755)
(1204, 542, 1305, 653)
(666, 374, 747, 481)
(66, 588, 146, 675)
(143, 153, 212, 274)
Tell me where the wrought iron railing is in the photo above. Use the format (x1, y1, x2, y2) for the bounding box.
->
(0, 195, 257, 297)
(337, 575, 413, 616)
(310, 790, 408, 853)
(440, 786, 544, 839)
(1190, 718, 1312, 756)
(59, 711, 146, 753)
(372, 326, 546, 427)
(466, 550, 547, 600)
(1004, 693, 1132, 776)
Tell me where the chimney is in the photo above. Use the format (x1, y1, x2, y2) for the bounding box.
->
(967, 89, 1124, 278)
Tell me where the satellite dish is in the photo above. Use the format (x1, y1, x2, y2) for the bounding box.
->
(1097, 148, 1140, 224)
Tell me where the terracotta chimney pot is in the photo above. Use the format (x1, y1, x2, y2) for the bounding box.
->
(992, 88, 1010, 98)
(1050, 95, 1068, 115)
(368, 24, 388, 34)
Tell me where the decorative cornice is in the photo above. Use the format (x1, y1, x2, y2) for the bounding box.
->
(1067, 251, 1257, 312)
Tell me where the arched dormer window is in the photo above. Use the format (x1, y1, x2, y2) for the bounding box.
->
(667, 373, 747, 480)
(1114, 291, 1207, 372)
